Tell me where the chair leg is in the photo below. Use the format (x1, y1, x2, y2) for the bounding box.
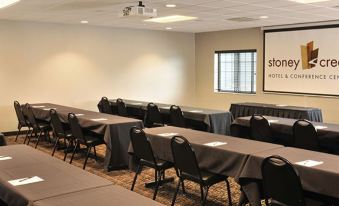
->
(201, 186, 209, 206)
(51, 136, 60, 156)
(131, 164, 142, 191)
(27, 129, 34, 145)
(83, 146, 92, 170)
(70, 141, 79, 164)
(181, 179, 186, 194)
(200, 185, 204, 202)
(93, 146, 98, 161)
(225, 179, 233, 206)
(63, 139, 71, 161)
(171, 180, 181, 206)
(23, 128, 31, 144)
(35, 130, 43, 149)
(153, 170, 161, 200)
(15, 125, 21, 142)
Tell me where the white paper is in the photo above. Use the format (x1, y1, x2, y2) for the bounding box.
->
(130, 103, 142, 105)
(8, 176, 44, 186)
(189, 110, 204, 113)
(295, 160, 323, 167)
(91, 118, 108, 121)
(32, 106, 45, 108)
(315, 125, 328, 130)
(276, 104, 288, 107)
(75, 114, 84, 116)
(157, 133, 178, 137)
(204, 141, 227, 147)
(268, 120, 279, 123)
(0, 156, 12, 161)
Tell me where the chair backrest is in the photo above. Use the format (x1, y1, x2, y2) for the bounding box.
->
(100, 97, 113, 114)
(146, 103, 163, 126)
(25, 104, 39, 129)
(68, 113, 87, 143)
(116, 98, 128, 117)
(250, 115, 273, 143)
(129, 127, 157, 164)
(293, 120, 319, 151)
(14, 101, 27, 126)
(169, 105, 186, 127)
(261, 155, 306, 206)
(50, 109, 65, 137)
(171, 136, 202, 180)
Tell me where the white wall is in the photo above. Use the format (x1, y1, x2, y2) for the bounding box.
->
(195, 28, 339, 123)
(0, 20, 196, 131)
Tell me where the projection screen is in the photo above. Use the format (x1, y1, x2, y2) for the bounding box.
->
(264, 25, 339, 96)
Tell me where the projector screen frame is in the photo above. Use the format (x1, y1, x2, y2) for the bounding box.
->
(263, 24, 339, 97)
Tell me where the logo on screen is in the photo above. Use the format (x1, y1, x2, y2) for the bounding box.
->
(301, 41, 319, 70)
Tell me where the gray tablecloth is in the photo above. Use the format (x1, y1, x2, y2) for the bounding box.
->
(233, 116, 339, 151)
(0, 133, 6, 146)
(33, 185, 164, 206)
(238, 147, 339, 206)
(31, 103, 143, 171)
(129, 126, 283, 179)
(230, 102, 323, 122)
(0, 145, 112, 206)
(99, 99, 233, 135)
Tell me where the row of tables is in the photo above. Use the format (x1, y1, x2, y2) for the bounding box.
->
(0, 145, 163, 206)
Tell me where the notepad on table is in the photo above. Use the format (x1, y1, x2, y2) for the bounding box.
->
(0, 156, 12, 161)
(315, 125, 328, 130)
(43, 108, 56, 111)
(158, 133, 178, 137)
(295, 160, 323, 167)
(8, 176, 44, 186)
(130, 103, 142, 105)
(32, 105, 45, 108)
(276, 104, 288, 107)
(91, 118, 108, 121)
(204, 141, 227, 147)
(75, 114, 84, 116)
(189, 110, 203, 113)
(268, 120, 279, 123)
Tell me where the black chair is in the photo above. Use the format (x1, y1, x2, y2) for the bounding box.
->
(262, 155, 307, 206)
(116, 98, 128, 117)
(146, 103, 164, 127)
(13, 101, 31, 142)
(250, 115, 274, 143)
(99, 97, 113, 114)
(293, 120, 320, 151)
(25, 104, 51, 148)
(50, 109, 74, 159)
(169, 105, 186, 128)
(68, 113, 105, 170)
(170, 136, 232, 206)
(130, 127, 174, 200)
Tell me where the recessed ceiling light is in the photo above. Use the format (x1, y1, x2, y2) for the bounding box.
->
(166, 27, 173, 30)
(166, 4, 176, 8)
(260, 16, 269, 19)
(81, 20, 89, 24)
(0, 0, 20, 9)
(144, 15, 197, 23)
(289, 0, 330, 3)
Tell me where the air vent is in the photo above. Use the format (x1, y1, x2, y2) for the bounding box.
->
(227, 17, 257, 22)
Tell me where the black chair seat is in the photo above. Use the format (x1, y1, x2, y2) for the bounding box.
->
(140, 158, 173, 170)
(270, 199, 327, 206)
(182, 170, 226, 186)
(77, 136, 104, 146)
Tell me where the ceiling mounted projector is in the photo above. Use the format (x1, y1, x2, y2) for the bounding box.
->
(121, 1, 157, 18)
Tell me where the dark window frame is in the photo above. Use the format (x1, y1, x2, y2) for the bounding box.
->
(215, 49, 257, 94)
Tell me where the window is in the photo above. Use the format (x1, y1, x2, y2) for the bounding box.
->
(214, 50, 257, 94)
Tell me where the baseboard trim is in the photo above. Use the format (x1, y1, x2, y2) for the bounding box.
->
(2, 130, 28, 137)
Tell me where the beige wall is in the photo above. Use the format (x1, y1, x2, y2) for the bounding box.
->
(195, 28, 339, 123)
(0, 20, 196, 132)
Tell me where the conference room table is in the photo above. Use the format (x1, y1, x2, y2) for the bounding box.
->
(30, 103, 143, 171)
(230, 102, 323, 122)
(238, 147, 339, 206)
(0, 145, 111, 206)
(33, 185, 164, 206)
(104, 99, 233, 135)
(232, 116, 339, 150)
(0, 145, 164, 206)
(129, 126, 284, 179)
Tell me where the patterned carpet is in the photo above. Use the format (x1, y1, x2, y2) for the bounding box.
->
(7, 134, 242, 206)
